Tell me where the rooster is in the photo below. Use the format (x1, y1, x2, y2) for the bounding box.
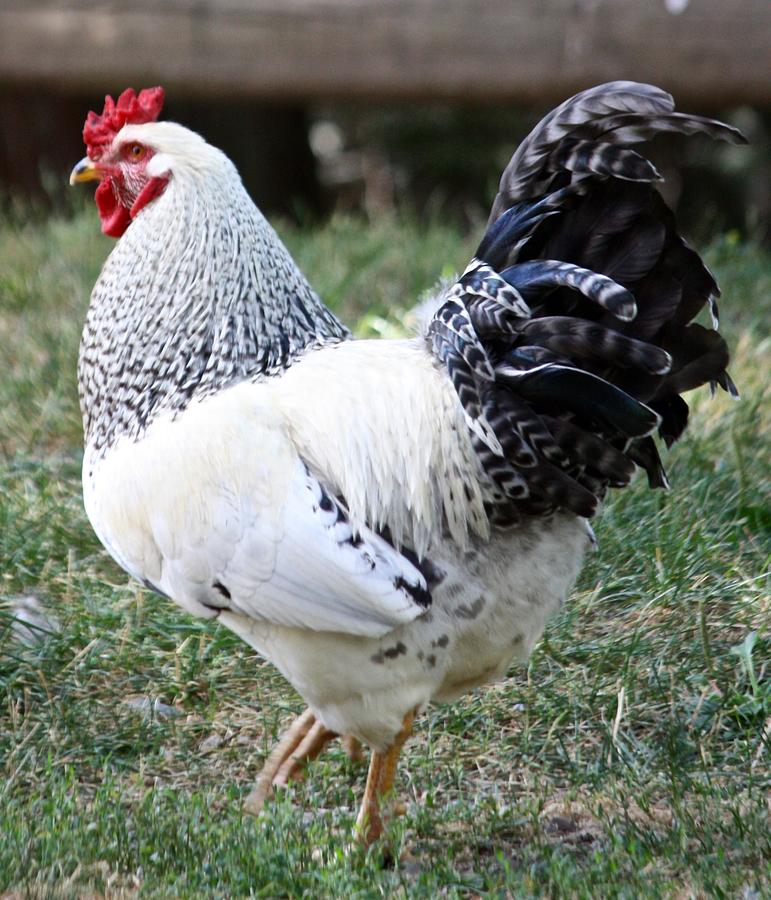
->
(70, 82, 741, 845)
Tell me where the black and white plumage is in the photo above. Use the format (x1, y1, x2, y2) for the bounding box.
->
(71, 82, 741, 842)
(427, 83, 741, 527)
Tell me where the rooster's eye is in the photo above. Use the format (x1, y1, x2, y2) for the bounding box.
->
(126, 144, 146, 161)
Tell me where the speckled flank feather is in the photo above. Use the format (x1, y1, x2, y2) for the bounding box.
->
(78, 83, 739, 754)
(220, 512, 587, 749)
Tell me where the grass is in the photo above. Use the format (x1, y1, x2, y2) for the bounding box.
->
(0, 202, 769, 898)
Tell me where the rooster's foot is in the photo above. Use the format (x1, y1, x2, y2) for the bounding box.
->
(245, 708, 362, 815)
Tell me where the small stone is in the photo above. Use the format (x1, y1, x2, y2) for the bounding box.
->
(124, 696, 183, 719)
(4, 594, 59, 646)
(546, 815, 577, 835)
(199, 733, 224, 753)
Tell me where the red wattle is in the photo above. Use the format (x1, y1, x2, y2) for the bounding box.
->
(131, 176, 168, 220)
(95, 179, 131, 238)
(94, 175, 168, 239)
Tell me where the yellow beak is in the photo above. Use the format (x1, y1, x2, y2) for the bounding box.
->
(69, 157, 102, 185)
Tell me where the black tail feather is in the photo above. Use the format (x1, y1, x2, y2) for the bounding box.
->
(549, 140, 662, 183)
(428, 81, 740, 523)
(496, 365, 661, 438)
(627, 437, 670, 489)
(500, 260, 637, 320)
(515, 317, 672, 374)
(541, 416, 636, 485)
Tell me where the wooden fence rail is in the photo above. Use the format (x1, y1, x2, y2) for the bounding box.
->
(1, 0, 770, 107)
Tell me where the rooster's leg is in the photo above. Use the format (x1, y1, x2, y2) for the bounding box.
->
(342, 735, 364, 762)
(244, 708, 336, 815)
(355, 710, 415, 846)
(273, 718, 337, 787)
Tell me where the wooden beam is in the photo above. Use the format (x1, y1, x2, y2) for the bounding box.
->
(0, 0, 769, 107)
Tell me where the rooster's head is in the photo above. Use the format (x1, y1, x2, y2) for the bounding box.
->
(70, 86, 206, 239)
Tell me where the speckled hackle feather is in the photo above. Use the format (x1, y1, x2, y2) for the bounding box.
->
(78, 116, 348, 454)
(74, 81, 742, 845)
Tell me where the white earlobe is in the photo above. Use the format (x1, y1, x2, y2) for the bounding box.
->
(147, 153, 173, 178)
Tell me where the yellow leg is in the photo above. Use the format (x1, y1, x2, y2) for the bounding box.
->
(244, 708, 336, 815)
(342, 735, 364, 763)
(356, 747, 387, 845)
(273, 719, 337, 787)
(355, 710, 415, 846)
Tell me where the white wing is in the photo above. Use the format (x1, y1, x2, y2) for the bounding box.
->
(168, 457, 430, 636)
(83, 383, 429, 638)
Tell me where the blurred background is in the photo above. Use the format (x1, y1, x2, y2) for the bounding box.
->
(0, 0, 769, 239)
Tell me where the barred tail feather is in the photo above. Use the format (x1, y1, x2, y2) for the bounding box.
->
(429, 82, 741, 523)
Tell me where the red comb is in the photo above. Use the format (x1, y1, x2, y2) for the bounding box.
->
(83, 87, 165, 160)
